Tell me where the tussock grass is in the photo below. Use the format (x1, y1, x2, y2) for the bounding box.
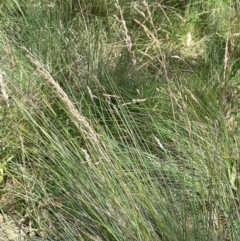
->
(0, 0, 240, 240)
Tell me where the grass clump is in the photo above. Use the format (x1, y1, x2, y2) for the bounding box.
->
(0, 0, 240, 240)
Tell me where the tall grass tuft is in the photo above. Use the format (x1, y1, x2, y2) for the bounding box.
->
(0, 0, 240, 240)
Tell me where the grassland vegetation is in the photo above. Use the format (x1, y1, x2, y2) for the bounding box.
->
(0, 0, 240, 240)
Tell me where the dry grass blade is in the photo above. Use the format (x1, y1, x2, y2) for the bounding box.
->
(0, 70, 9, 107)
(23, 47, 103, 150)
(115, 0, 136, 66)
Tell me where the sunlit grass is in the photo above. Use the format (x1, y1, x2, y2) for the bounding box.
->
(0, 0, 240, 240)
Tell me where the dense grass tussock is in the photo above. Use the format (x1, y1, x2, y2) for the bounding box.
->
(1, 0, 240, 240)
